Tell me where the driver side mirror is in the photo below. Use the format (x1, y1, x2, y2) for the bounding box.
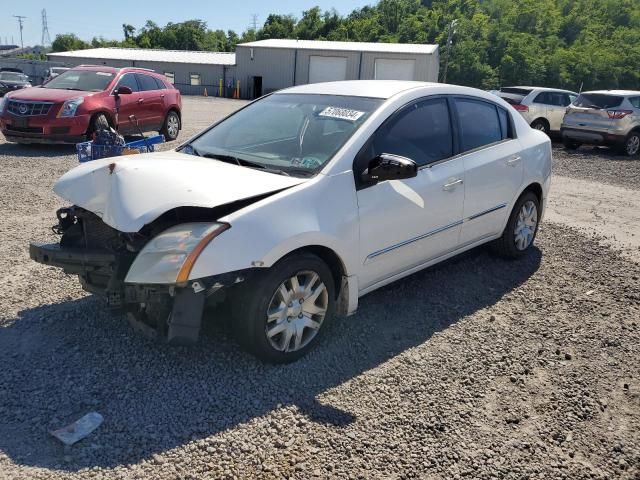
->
(114, 86, 132, 96)
(361, 153, 418, 184)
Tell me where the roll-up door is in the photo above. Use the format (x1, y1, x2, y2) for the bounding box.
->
(308, 56, 348, 83)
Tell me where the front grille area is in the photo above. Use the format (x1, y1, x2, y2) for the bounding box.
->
(6, 125, 44, 134)
(7, 100, 53, 116)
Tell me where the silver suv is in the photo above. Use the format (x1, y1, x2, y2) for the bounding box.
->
(561, 90, 640, 156)
(495, 86, 578, 135)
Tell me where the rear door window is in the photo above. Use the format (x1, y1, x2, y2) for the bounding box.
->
(454, 98, 503, 152)
(372, 98, 453, 167)
(574, 93, 623, 109)
(533, 92, 552, 105)
(153, 77, 166, 90)
(116, 73, 139, 92)
(136, 74, 159, 91)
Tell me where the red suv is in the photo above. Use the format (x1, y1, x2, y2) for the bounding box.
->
(0, 65, 182, 144)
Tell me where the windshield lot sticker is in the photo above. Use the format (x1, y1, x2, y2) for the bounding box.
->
(319, 107, 365, 122)
(96, 72, 113, 76)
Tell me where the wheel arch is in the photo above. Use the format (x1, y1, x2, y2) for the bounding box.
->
(530, 117, 550, 129)
(87, 110, 116, 134)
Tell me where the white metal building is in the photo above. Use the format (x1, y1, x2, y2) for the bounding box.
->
(48, 40, 439, 98)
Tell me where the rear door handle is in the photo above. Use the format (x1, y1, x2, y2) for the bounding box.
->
(443, 178, 463, 191)
(507, 156, 521, 166)
(137, 98, 144, 103)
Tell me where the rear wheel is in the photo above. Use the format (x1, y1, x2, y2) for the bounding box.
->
(562, 138, 581, 150)
(233, 253, 335, 363)
(492, 192, 540, 258)
(531, 119, 550, 135)
(161, 110, 180, 141)
(622, 131, 640, 157)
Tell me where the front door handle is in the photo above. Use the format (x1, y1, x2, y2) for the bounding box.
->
(137, 98, 144, 103)
(443, 178, 463, 191)
(507, 156, 521, 166)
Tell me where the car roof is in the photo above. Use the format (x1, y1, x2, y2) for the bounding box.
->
(278, 80, 497, 100)
(584, 90, 640, 96)
(506, 86, 577, 94)
(72, 65, 158, 75)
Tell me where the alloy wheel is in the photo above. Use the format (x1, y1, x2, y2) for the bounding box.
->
(626, 135, 640, 156)
(514, 200, 538, 251)
(167, 113, 179, 139)
(265, 271, 328, 353)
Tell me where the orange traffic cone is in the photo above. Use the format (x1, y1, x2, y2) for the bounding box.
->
(203, 88, 208, 97)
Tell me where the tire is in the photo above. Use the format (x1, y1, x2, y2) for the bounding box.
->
(161, 110, 180, 141)
(87, 113, 110, 139)
(232, 253, 335, 363)
(562, 138, 581, 150)
(531, 119, 550, 135)
(491, 192, 540, 258)
(621, 131, 640, 157)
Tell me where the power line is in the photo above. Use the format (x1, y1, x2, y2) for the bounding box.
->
(41, 9, 51, 46)
(13, 15, 27, 48)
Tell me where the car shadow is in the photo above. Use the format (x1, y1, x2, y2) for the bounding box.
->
(0, 142, 76, 158)
(0, 245, 541, 471)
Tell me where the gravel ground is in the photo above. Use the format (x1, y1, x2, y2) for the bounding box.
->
(0, 98, 639, 479)
(552, 144, 640, 190)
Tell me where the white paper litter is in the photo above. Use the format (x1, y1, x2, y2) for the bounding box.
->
(50, 412, 104, 446)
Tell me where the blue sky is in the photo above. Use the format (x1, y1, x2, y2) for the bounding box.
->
(1, 0, 373, 48)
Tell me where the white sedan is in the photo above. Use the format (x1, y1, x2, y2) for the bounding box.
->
(30, 81, 551, 362)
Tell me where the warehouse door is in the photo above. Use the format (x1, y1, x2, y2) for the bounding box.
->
(374, 58, 416, 81)
(309, 56, 348, 83)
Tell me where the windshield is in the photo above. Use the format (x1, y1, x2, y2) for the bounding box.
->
(43, 70, 115, 92)
(574, 93, 623, 109)
(0, 72, 27, 82)
(185, 93, 383, 177)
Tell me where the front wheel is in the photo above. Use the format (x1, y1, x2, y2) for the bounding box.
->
(161, 110, 180, 141)
(562, 138, 581, 150)
(491, 192, 540, 258)
(233, 253, 335, 363)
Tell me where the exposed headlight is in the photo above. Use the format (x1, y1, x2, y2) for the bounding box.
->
(125, 222, 230, 285)
(57, 97, 84, 117)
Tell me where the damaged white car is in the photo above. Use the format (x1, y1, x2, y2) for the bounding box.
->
(31, 81, 551, 362)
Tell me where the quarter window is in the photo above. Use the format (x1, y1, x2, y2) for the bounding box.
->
(370, 98, 453, 167)
(190, 73, 201, 86)
(455, 98, 503, 152)
(115, 73, 139, 92)
(164, 72, 175, 84)
(153, 77, 166, 90)
(630, 97, 640, 109)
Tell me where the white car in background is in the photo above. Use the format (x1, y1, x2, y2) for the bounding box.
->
(495, 86, 578, 135)
(30, 81, 552, 363)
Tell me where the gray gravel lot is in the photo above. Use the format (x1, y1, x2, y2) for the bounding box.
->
(552, 144, 640, 190)
(0, 97, 638, 479)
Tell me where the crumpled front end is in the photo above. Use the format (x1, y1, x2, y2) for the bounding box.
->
(29, 206, 249, 344)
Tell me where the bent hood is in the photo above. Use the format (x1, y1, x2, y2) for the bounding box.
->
(54, 151, 307, 232)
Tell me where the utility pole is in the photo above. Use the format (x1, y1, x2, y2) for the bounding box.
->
(441, 19, 458, 84)
(13, 15, 27, 48)
(41, 9, 51, 47)
(251, 14, 259, 32)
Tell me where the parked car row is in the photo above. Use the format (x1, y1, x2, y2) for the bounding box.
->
(0, 65, 182, 144)
(0, 70, 32, 97)
(494, 86, 640, 157)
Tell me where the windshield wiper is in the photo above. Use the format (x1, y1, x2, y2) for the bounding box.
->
(191, 149, 290, 176)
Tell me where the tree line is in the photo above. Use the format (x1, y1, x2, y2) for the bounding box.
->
(51, 0, 640, 91)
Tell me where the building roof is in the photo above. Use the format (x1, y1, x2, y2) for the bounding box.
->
(48, 47, 236, 65)
(238, 39, 438, 55)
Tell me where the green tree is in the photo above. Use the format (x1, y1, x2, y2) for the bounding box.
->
(51, 33, 89, 52)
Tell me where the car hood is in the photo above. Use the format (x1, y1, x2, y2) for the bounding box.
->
(54, 151, 307, 232)
(6, 87, 95, 102)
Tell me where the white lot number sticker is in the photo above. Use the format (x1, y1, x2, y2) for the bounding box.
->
(319, 106, 365, 122)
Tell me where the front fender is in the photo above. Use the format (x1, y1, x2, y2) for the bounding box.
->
(188, 172, 360, 281)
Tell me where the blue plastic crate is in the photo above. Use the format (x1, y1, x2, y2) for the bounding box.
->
(76, 135, 165, 163)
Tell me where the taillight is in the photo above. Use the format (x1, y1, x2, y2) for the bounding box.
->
(512, 104, 529, 112)
(607, 110, 633, 119)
